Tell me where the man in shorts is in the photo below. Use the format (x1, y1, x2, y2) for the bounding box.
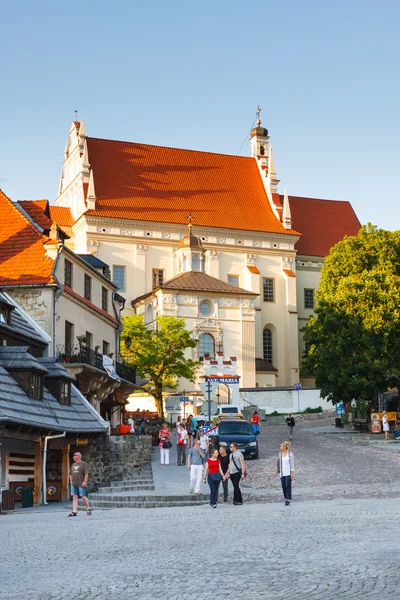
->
(68, 452, 91, 516)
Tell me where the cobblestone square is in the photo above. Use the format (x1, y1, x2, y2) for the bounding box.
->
(2, 419, 400, 599)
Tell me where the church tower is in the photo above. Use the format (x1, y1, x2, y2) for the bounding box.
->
(174, 217, 206, 275)
(250, 106, 269, 168)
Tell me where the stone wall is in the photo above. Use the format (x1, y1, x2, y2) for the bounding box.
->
(76, 434, 152, 492)
(9, 288, 53, 335)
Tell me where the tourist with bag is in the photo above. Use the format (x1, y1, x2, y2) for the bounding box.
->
(177, 423, 188, 466)
(203, 448, 225, 508)
(218, 445, 230, 503)
(225, 442, 245, 505)
(158, 422, 172, 465)
(186, 415, 194, 448)
(188, 440, 205, 494)
(274, 441, 295, 506)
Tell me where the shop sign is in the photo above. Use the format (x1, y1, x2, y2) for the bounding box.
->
(76, 438, 89, 446)
(371, 412, 397, 422)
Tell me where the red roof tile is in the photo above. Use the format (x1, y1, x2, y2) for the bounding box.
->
(49, 206, 74, 227)
(19, 200, 52, 231)
(0, 190, 56, 286)
(287, 195, 361, 257)
(283, 269, 296, 277)
(84, 138, 298, 235)
(247, 265, 260, 274)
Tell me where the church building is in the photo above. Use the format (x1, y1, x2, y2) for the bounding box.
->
(52, 116, 361, 391)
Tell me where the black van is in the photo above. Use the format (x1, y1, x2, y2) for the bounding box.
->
(213, 418, 259, 459)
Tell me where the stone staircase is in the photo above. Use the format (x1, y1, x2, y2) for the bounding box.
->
(86, 464, 209, 509)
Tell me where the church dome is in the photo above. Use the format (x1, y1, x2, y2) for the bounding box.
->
(250, 125, 269, 138)
(178, 227, 204, 249)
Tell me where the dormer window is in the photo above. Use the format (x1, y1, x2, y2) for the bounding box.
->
(0, 303, 11, 325)
(29, 373, 43, 400)
(192, 255, 200, 271)
(60, 381, 71, 405)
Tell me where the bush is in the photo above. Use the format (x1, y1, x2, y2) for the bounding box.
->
(302, 406, 323, 414)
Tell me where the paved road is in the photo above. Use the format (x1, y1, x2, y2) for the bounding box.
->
(3, 418, 400, 599)
(244, 416, 400, 502)
(2, 496, 400, 599)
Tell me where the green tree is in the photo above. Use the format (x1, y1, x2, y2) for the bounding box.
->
(120, 315, 198, 419)
(302, 224, 400, 406)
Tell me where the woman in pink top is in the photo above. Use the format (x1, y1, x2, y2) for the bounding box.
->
(158, 422, 171, 465)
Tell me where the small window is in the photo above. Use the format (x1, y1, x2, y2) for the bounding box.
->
(113, 266, 126, 292)
(64, 259, 73, 288)
(65, 321, 74, 354)
(101, 287, 108, 312)
(60, 381, 71, 405)
(152, 269, 164, 289)
(304, 288, 315, 309)
(29, 373, 43, 400)
(103, 340, 110, 356)
(228, 275, 239, 286)
(84, 274, 91, 301)
(85, 331, 93, 349)
(263, 328, 273, 365)
(263, 278, 275, 302)
(0, 336, 7, 346)
(198, 333, 215, 360)
(0, 303, 11, 324)
(192, 255, 200, 271)
(199, 300, 212, 316)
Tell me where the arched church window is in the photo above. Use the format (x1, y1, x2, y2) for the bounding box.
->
(260, 145, 265, 156)
(199, 333, 215, 361)
(263, 328, 273, 365)
(192, 255, 200, 271)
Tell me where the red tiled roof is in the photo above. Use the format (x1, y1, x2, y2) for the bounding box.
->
(287, 195, 361, 257)
(63, 285, 119, 325)
(247, 265, 260, 274)
(84, 138, 298, 235)
(19, 200, 52, 231)
(49, 206, 74, 227)
(0, 190, 56, 286)
(283, 269, 296, 277)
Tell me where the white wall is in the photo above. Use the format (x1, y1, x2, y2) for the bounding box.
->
(241, 388, 332, 414)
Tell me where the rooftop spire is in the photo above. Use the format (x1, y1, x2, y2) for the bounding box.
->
(187, 213, 194, 230)
(79, 118, 86, 138)
(282, 187, 292, 229)
(256, 104, 262, 126)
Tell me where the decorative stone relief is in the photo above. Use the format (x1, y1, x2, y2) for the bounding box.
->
(218, 298, 240, 308)
(177, 295, 197, 305)
(282, 256, 294, 268)
(210, 251, 220, 261)
(240, 299, 254, 308)
(87, 240, 99, 253)
(241, 310, 255, 321)
(161, 294, 177, 304)
(120, 229, 135, 236)
(270, 242, 281, 249)
(143, 231, 153, 238)
(246, 253, 257, 265)
(162, 232, 171, 239)
(216, 238, 226, 244)
(195, 319, 218, 328)
(136, 244, 147, 255)
(97, 227, 111, 233)
(234, 240, 245, 246)
(296, 259, 323, 270)
(252, 241, 262, 247)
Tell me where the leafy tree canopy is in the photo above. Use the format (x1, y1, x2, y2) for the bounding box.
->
(120, 315, 198, 418)
(302, 224, 400, 406)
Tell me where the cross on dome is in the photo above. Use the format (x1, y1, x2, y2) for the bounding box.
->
(256, 105, 262, 126)
(187, 213, 194, 229)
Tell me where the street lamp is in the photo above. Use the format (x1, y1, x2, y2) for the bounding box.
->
(124, 337, 132, 349)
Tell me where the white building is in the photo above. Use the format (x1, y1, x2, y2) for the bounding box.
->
(52, 118, 360, 393)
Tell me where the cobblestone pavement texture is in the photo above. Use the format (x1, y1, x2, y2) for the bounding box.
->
(3, 418, 400, 599)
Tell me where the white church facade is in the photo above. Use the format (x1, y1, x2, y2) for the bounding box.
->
(51, 117, 361, 394)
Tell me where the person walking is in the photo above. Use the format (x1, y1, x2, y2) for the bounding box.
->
(250, 411, 260, 435)
(158, 422, 171, 465)
(203, 448, 225, 508)
(286, 413, 295, 439)
(218, 446, 230, 503)
(177, 423, 188, 466)
(274, 441, 295, 506)
(225, 442, 245, 505)
(382, 410, 390, 441)
(192, 415, 198, 440)
(127, 415, 135, 433)
(186, 415, 194, 448)
(68, 452, 91, 517)
(187, 440, 205, 494)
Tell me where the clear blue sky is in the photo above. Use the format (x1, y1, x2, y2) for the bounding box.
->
(1, 0, 399, 230)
